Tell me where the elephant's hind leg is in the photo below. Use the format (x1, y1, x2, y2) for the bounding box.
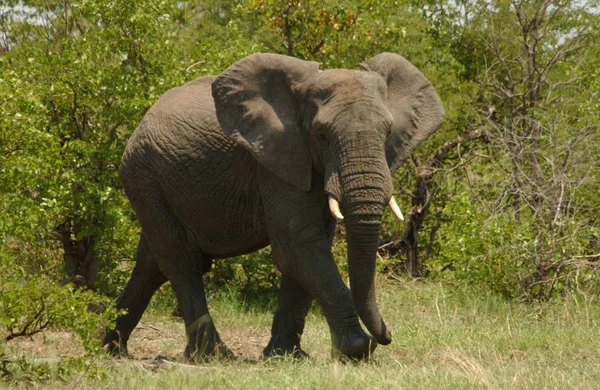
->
(103, 234, 167, 356)
(263, 275, 312, 359)
(124, 182, 234, 361)
(171, 270, 235, 362)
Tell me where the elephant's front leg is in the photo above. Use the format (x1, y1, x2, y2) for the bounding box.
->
(263, 274, 312, 359)
(261, 180, 376, 359)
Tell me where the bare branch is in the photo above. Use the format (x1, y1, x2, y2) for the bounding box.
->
(5, 300, 48, 342)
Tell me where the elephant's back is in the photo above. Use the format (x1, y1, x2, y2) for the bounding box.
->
(122, 75, 243, 178)
(147, 75, 226, 144)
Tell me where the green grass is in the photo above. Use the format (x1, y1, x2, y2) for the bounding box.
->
(4, 280, 600, 389)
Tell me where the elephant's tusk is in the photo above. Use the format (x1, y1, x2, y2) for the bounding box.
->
(389, 196, 404, 221)
(328, 196, 344, 222)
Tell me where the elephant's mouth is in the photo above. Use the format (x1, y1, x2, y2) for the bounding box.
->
(327, 195, 404, 222)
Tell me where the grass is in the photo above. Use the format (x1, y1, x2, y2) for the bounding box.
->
(4, 280, 600, 389)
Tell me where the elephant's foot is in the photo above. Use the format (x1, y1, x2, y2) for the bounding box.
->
(331, 327, 377, 360)
(185, 314, 235, 362)
(102, 330, 129, 358)
(184, 341, 235, 362)
(262, 339, 309, 360)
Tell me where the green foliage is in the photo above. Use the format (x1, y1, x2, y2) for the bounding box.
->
(240, 0, 363, 60)
(0, 248, 120, 382)
(208, 249, 280, 298)
(0, 273, 120, 354)
(0, 0, 186, 289)
(1, 355, 110, 385)
(399, 0, 600, 299)
(427, 192, 523, 297)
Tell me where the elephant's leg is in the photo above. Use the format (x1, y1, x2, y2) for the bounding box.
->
(169, 272, 234, 361)
(276, 240, 375, 360)
(127, 193, 233, 362)
(263, 275, 312, 359)
(261, 182, 376, 360)
(103, 234, 167, 356)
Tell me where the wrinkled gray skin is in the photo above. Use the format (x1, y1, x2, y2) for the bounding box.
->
(103, 53, 444, 360)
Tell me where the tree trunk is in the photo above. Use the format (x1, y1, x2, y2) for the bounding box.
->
(401, 173, 430, 277)
(380, 128, 488, 277)
(57, 221, 98, 289)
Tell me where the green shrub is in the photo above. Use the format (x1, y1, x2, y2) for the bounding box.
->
(208, 249, 280, 299)
(0, 273, 121, 354)
(426, 190, 600, 300)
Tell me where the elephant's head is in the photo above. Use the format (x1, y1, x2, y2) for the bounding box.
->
(212, 53, 444, 345)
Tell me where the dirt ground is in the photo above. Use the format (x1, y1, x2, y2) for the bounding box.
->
(5, 316, 275, 364)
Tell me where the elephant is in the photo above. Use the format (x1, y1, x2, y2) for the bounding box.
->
(102, 52, 444, 361)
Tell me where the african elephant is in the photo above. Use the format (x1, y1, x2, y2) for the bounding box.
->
(102, 52, 444, 360)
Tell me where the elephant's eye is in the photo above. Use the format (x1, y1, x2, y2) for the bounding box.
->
(314, 132, 328, 144)
(385, 123, 392, 138)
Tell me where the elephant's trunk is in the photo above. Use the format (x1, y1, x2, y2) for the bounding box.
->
(345, 213, 391, 345)
(334, 136, 393, 345)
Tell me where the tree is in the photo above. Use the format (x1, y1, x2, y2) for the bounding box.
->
(421, 0, 600, 298)
(0, 0, 184, 288)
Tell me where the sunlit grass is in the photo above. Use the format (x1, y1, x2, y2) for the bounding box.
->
(5, 280, 600, 389)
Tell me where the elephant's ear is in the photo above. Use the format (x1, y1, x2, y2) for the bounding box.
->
(212, 53, 319, 191)
(359, 53, 445, 173)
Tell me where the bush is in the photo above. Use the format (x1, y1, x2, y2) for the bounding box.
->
(427, 190, 600, 300)
(208, 249, 280, 299)
(0, 273, 120, 354)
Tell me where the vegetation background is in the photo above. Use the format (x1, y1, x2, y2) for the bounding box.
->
(0, 0, 598, 387)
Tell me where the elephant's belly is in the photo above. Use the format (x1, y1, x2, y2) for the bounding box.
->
(181, 203, 270, 259)
(164, 171, 270, 258)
